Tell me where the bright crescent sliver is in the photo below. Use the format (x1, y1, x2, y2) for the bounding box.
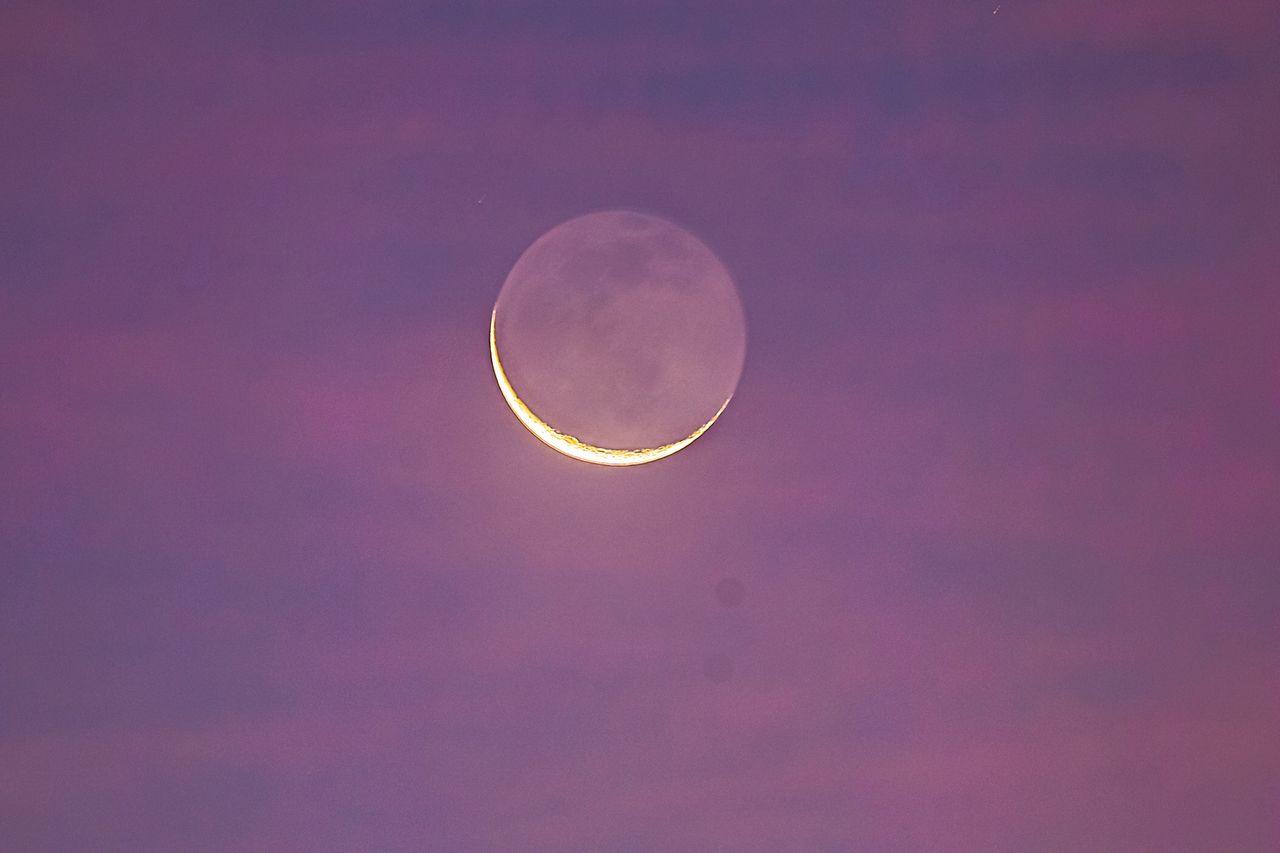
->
(490, 310, 730, 466)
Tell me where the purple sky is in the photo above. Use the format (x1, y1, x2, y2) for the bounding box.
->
(3, 1, 1278, 850)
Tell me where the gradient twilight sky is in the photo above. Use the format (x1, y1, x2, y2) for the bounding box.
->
(3, 2, 1279, 850)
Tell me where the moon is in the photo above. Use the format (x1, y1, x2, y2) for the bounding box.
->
(490, 211, 746, 466)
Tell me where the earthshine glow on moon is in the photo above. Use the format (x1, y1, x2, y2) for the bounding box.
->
(490, 211, 746, 466)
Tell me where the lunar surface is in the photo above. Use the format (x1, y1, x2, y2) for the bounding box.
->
(491, 211, 746, 466)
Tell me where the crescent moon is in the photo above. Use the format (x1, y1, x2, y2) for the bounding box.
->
(490, 310, 730, 466)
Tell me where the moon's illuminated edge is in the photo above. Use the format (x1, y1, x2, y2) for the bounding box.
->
(489, 310, 731, 466)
